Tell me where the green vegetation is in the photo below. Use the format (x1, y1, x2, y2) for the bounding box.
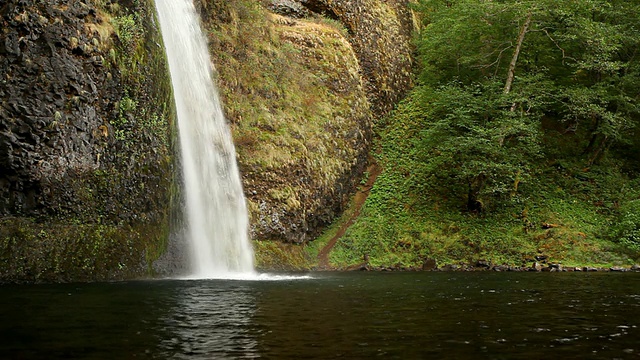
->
(253, 240, 312, 271)
(329, 0, 640, 268)
(0, 218, 165, 282)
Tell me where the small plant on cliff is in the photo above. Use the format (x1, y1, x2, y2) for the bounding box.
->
(111, 95, 137, 141)
(113, 14, 141, 51)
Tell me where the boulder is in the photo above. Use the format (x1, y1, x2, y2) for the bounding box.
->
(532, 262, 543, 272)
(549, 263, 563, 272)
(422, 258, 437, 271)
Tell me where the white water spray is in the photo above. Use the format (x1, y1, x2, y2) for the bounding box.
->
(156, 0, 255, 278)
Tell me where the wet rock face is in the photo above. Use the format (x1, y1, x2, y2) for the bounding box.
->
(0, 0, 174, 224)
(265, 0, 311, 18)
(0, 1, 118, 216)
(0, 0, 176, 282)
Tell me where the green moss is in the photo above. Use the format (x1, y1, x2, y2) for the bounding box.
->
(204, 0, 371, 227)
(267, 186, 301, 211)
(0, 218, 169, 282)
(253, 240, 312, 271)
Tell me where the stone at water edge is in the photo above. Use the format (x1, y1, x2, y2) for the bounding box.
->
(422, 258, 437, 271)
(532, 262, 543, 272)
(549, 263, 563, 272)
(492, 265, 510, 272)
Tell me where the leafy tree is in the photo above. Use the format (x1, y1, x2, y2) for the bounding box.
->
(408, 0, 640, 211)
(416, 81, 543, 211)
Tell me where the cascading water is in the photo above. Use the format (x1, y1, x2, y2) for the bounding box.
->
(155, 0, 255, 278)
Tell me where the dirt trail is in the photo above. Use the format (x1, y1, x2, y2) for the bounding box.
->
(317, 162, 382, 269)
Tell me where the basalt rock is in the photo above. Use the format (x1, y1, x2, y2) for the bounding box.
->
(492, 265, 510, 272)
(549, 263, 563, 272)
(265, 0, 311, 18)
(0, 0, 177, 282)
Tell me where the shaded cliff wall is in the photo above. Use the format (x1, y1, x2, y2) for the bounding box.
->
(0, 0, 177, 283)
(196, 0, 414, 251)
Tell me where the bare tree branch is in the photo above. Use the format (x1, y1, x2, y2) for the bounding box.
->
(504, 11, 533, 94)
(537, 28, 576, 65)
(471, 43, 513, 72)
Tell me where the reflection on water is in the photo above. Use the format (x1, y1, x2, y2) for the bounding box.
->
(175, 273, 314, 281)
(159, 282, 258, 359)
(0, 273, 639, 359)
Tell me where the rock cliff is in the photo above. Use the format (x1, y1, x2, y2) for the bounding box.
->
(0, 0, 176, 282)
(198, 0, 414, 253)
(297, 0, 415, 116)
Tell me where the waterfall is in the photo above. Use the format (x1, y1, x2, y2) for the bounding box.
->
(155, 0, 255, 278)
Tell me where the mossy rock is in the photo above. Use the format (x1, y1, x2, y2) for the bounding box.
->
(0, 0, 178, 282)
(200, 0, 373, 244)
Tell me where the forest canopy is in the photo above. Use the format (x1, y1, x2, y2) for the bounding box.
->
(412, 0, 640, 210)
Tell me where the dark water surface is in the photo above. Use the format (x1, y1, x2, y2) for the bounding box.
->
(1, 272, 639, 359)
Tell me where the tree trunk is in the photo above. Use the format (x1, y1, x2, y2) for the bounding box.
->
(504, 11, 532, 94)
(467, 174, 486, 212)
(582, 116, 601, 155)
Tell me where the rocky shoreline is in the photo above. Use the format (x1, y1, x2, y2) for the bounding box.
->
(339, 259, 640, 273)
